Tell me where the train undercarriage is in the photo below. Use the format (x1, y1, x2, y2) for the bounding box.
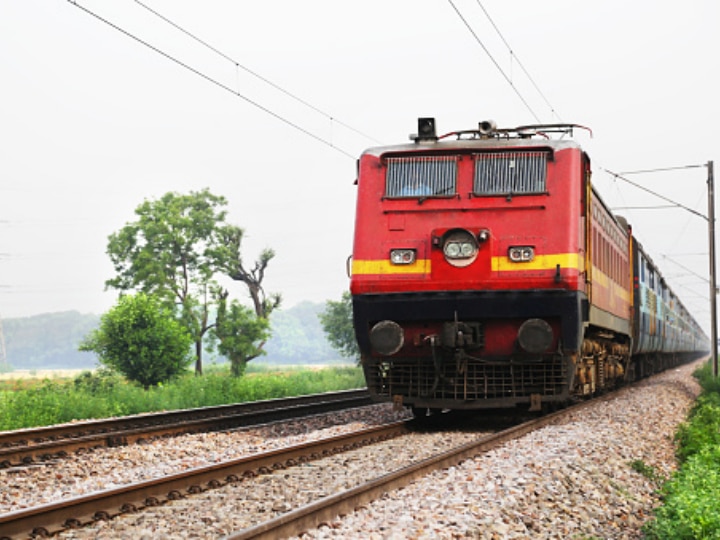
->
(361, 325, 696, 417)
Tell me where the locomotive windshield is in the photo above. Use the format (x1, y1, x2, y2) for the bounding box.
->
(473, 151, 548, 195)
(385, 156, 457, 198)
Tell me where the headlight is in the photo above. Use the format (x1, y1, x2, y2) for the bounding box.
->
(444, 242, 461, 258)
(390, 249, 416, 265)
(442, 230, 479, 267)
(444, 240, 477, 260)
(508, 246, 534, 262)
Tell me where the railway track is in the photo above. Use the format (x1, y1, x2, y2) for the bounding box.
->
(0, 422, 408, 539)
(0, 389, 371, 468)
(227, 397, 607, 540)
(0, 383, 638, 539)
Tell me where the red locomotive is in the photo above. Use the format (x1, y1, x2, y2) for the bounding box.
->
(350, 118, 708, 416)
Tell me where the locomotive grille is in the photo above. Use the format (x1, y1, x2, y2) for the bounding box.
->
(473, 151, 548, 195)
(385, 156, 458, 197)
(365, 355, 568, 402)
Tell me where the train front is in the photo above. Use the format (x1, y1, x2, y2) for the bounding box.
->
(350, 118, 589, 414)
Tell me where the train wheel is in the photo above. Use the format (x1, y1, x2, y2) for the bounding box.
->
(411, 406, 430, 418)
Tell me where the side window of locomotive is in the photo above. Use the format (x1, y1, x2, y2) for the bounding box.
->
(385, 157, 457, 198)
(473, 151, 548, 195)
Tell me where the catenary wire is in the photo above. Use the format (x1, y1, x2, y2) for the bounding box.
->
(447, 0, 541, 123)
(602, 168, 707, 221)
(661, 254, 710, 285)
(66, 1, 356, 159)
(620, 164, 706, 175)
(133, 0, 383, 146)
(474, 0, 562, 122)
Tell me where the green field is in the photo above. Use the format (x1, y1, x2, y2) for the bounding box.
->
(0, 365, 363, 431)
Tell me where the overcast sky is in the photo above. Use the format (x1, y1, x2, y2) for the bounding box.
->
(1, 1, 718, 332)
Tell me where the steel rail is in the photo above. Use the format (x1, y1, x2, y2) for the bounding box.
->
(225, 388, 632, 540)
(0, 421, 408, 539)
(0, 389, 371, 467)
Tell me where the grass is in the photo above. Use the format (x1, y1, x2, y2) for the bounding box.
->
(0, 364, 364, 431)
(643, 361, 720, 539)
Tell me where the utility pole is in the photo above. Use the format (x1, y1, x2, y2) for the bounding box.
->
(708, 161, 718, 377)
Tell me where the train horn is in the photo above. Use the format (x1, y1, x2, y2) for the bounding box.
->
(478, 120, 497, 135)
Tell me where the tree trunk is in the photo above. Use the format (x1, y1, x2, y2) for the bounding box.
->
(194, 339, 203, 375)
(230, 356, 245, 377)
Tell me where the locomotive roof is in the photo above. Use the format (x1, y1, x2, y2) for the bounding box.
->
(362, 120, 590, 157)
(361, 136, 582, 157)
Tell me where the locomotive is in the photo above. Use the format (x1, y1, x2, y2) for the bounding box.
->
(350, 118, 708, 416)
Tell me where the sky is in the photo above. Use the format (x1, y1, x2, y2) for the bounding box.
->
(1, 1, 718, 333)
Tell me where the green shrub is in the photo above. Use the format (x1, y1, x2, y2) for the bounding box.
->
(644, 446, 720, 539)
(675, 395, 720, 463)
(80, 293, 194, 388)
(644, 360, 720, 539)
(693, 362, 720, 395)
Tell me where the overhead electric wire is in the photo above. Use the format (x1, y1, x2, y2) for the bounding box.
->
(133, 0, 383, 146)
(661, 254, 710, 284)
(602, 168, 708, 221)
(66, 1, 356, 159)
(473, 0, 562, 122)
(610, 205, 680, 211)
(447, 0, 541, 123)
(620, 164, 706, 175)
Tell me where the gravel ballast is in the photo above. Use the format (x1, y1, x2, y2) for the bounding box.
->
(2, 361, 701, 539)
(294, 361, 702, 539)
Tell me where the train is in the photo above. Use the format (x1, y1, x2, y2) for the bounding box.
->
(349, 117, 709, 416)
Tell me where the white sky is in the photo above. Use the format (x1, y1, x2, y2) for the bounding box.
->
(1, 1, 718, 333)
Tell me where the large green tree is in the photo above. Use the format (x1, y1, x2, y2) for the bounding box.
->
(80, 293, 193, 388)
(105, 188, 278, 374)
(319, 291, 360, 362)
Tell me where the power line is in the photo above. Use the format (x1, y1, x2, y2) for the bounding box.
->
(133, 0, 383, 146)
(602, 168, 707, 221)
(611, 205, 680, 211)
(66, 1, 356, 159)
(620, 164, 706, 175)
(473, 0, 562, 122)
(446, 0, 541, 123)
(661, 254, 710, 284)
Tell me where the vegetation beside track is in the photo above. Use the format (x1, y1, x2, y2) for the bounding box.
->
(643, 361, 720, 539)
(0, 364, 363, 431)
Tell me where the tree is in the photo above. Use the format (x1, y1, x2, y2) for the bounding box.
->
(220, 226, 282, 319)
(212, 226, 281, 374)
(214, 294, 270, 376)
(79, 293, 193, 388)
(319, 291, 360, 362)
(105, 188, 279, 375)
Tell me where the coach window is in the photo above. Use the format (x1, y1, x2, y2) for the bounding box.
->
(593, 229, 599, 266)
(385, 156, 457, 198)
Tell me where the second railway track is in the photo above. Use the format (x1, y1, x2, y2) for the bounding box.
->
(0, 389, 371, 468)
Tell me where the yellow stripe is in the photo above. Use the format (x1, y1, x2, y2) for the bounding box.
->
(591, 266, 631, 302)
(352, 259, 431, 275)
(353, 253, 583, 275)
(491, 253, 582, 272)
